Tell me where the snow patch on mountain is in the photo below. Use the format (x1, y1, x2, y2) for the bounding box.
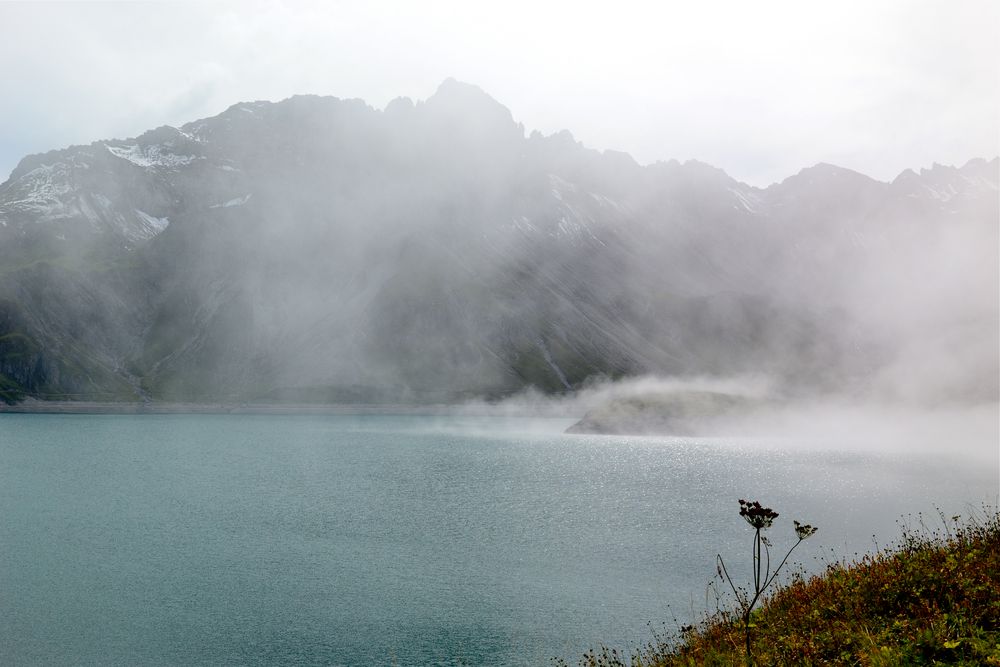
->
(511, 215, 537, 235)
(589, 192, 625, 212)
(76, 194, 103, 229)
(134, 210, 170, 234)
(2, 162, 78, 218)
(210, 194, 252, 209)
(924, 183, 960, 202)
(549, 174, 576, 202)
(729, 187, 761, 213)
(546, 175, 607, 244)
(106, 143, 199, 170)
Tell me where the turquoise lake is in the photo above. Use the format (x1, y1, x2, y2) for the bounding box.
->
(0, 413, 996, 665)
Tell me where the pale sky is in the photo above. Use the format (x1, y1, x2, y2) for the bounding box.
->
(1, 0, 997, 186)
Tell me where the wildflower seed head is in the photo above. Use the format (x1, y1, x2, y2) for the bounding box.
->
(793, 520, 818, 540)
(739, 499, 778, 529)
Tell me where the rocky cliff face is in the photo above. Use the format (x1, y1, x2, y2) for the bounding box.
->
(1, 79, 996, 404)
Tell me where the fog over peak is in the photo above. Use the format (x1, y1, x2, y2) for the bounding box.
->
(0, 83, 995, 413)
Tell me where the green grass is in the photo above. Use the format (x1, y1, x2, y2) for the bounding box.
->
(561, 509, 1000, 666)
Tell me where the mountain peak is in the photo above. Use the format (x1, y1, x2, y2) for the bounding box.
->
(419, 79, 522, 147)
(776, 162, 877, 188)
(425, 78, 514, 123)
(431, 77, 491, 100)
(802, 162, 862, 177)
(960, 156, 999, 178)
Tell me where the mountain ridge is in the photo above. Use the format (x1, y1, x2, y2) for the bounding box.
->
(9, 78, 993, 193)
(0, 80, 996, 405)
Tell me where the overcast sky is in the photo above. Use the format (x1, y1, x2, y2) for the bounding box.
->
(1, 0, 997, 186)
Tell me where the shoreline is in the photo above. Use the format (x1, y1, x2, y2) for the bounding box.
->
(0, 398, 573, 417)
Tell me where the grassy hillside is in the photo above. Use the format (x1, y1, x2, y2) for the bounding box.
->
(563, 509, 1000, 666)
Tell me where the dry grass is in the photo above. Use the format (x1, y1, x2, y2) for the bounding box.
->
(559, 508, 1000, 666)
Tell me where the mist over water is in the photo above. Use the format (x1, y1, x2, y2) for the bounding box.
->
(456, 373, 998, 469)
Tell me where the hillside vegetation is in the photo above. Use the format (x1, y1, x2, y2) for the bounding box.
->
(563, 510, 1000, 666)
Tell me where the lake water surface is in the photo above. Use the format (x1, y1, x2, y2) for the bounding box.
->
(0, 414, 996, 665)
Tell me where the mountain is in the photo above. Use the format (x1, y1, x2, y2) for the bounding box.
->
(0, 79, 996, 404)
